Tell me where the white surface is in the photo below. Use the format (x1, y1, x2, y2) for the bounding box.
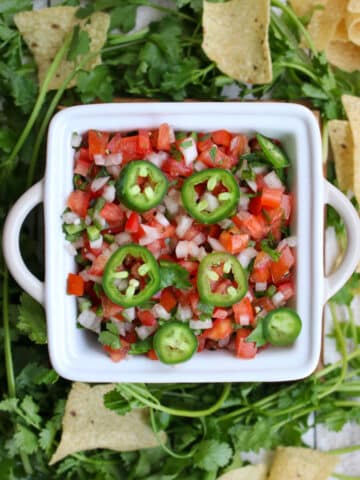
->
(42, 101, 327, 382)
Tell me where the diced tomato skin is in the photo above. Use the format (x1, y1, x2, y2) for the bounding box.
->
(213, 308, 229, 319)
(107, 133, 122, 153)
(160, 288, 177, 312)
(88, 130, 109, 158)
(233, 297, 255, 325)
(229, 134, 248, 157)
(74, 159, 90, 177)
(270, 245, 295, 284)
(278, 281, 295, 301)
(162, 158, 193, 178)
(67, 190, 91, 218)
(219, 231, 249, 254)
(103, 341, 129, 362)
(197, 335, 206, 352)
(250, 251, 272, 283)
(234, 211, 267, 240)
(178, 261, 199, 275)
(138, 129, 151, 155)
(78, 148, 91, 163)
(88, 253, 109, 276)
(123, 329, 137, 344)
(147, 349, 159, 360)
(67, 273, 84, 296)
(235, 329, 257, 359)
(197, 136, 213, 152)
(100, 203, 124, 228)
(125, 212, 140, 233)
(138, 310, 157, 327)
(211, 130, 232, 148)
(119, 136, 139, 162)
(101, 295, 123, 318)
(253, 296, 275, 314)
(157, 123, 171, 151)
(198, 145, 235, 169)
(202, 318, 233, 341)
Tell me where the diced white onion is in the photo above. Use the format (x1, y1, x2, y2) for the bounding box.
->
(169, 125, 176, 143)
(238, 195, 250, 211)
(72, 237, 84, 249)
(110, 318, 127, 336)
(71, 132, 82, 148)
(237, 247, 257, 268)
(284, 235, 297, 247)
(94, 153, 122, 166)
(139, 225, 161, 246)
(194, 161, 207, 171)
(87, 274, 102, 284)
(122, 307, 136, 322)
(218, 218, 233, 229)
(85, 215, 92, 226)
(79, 269, 90, 281)
(62, 211, 81, 224)
(203, 192, 219, 212)
(198, 247, 208, 260)
(189, 319, 213, 330)
(263, 171, 283, 189)
(246, 179, 258, 192)
(89, 236, 103, 250)
(176, 215, 193, 238)
(135, 325, 157, 340)
(107, 165, 121, 178)
(151, 304, 171, 320)
(208, 237, 225, 252)
(155, 211, 170, 227)
(93, 212, 107, 228)
(164, 189, 181, 215)
(147, 151, 168, 168)
(108, 242, 118, 253)
(179, 137, 198, 165)
(218, 336, 231, 347)
(255, 282, 267, 292)
(272, 291, 285, 306)
(176, 304, 192, 321)
(253, 165, 268, 175)
(239, 315, 250, 326)
(102, 184, 116, 202)
(77, 310, 101, 333)
(175, 240, 190, 258)
(65, 241, 77, 256)
(115, 232, 132, 246)
(91, 176, 110, 192)
(188, 241, 200, 257)
(192, 233, 206, 246)
(114, 278, 128, 290)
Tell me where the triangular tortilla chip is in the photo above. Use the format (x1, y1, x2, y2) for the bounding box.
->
(348, 0, 360, 12)
(342, 94, 360, 203)
(326, 40, 360, 71)
(289, 0, 327, 18)
(307, 0, 347, 50)
(328, 119, 354, 191)
(14, 7, 109, 90)
(49, 383, 164, 465)
(202, 0, 272, 84)
(217, 464, 268, 480)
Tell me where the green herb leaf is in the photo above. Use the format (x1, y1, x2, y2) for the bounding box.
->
(194, 440, 232, 472)
(98, 322, 121, 349)
(246, 322, 267, 348)
(129, 338, 152, 355)
(67, 25, 90, 61)
(17, 293, 47, 344)
(159, 260, 192, 290)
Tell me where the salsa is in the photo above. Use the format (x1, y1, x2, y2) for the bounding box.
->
(63, 124, 300, 364)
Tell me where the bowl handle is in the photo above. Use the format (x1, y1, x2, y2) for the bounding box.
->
(2, 180, 45, 305)
(323, 179, 360, 302)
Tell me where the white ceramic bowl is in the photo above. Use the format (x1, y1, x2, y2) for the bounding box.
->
(3, 102, 360, 382)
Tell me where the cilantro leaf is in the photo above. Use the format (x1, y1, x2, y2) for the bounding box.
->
(13, 424, 38, 455)
(20, 396, 42, 429)
(17, 293, 47, 344)
(129, 338, 152, 355)
(110, 4, 137, 32)
(67, 25, 90, 61)
(246, 322, 267, 348)
(331, 272, 360, 306)
(98, 322, 121, 349)
(159, 260, 192, 290)
(76, 65, 114, 103)
(260, 239, 281, 261)
(194, 440, 232, 472)
(0, 0, 32, 15)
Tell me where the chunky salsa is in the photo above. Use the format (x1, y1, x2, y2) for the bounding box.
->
(63, 124, 301, 364)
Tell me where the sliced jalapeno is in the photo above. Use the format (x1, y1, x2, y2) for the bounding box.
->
(263, 307, 302, 346)
(256, 133, 289, 169)
(181, 169, 240, 224)
(153, 321, 198, 364)
(102, 244, 160, 307)
(116, 160, 168, 213)
(197, 252, 247, 307)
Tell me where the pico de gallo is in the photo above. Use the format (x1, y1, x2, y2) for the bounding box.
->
(62, 124, 301, 364)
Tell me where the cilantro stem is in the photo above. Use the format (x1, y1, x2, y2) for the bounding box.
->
(334, 400, 360, 408)
(2, 267, 15, 398)
(347, 306, 358, 349)
(328, 445, 360, 455)
(276, 61, 319, 84)
(107, 28, 149, 45)
(5, 33, 72, 176)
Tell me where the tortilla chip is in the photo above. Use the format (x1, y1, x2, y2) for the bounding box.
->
(14, 7, 109, 90)
(49, 383, 164, 465)
(346, 11, 360, 45)
(267, 447, 339, 480)
(307, 0, 347, 50)
(326, 40, 360, 71)
(348, 0, 360, 12)
(328, 120, 354, 191)
(333, 18, 349, 41)
(202, 0, 272, 84)
(217, 464, 268, 480)
(342, 94, 360, 204)
(289, 0, 327, 18)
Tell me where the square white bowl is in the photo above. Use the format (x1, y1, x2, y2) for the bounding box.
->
(44, 102, 324, 382)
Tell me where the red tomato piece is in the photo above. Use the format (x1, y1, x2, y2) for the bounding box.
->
(197, 135, 213, 152)
(101, 295, 123, 318)
(213, 308, 229, 319)
(67, 273, 84, 296)
(138, 129, 151, 155)
(229, 134, 248, 157)
(233, 297, 254, 326)
(138, 310, 157, 327)
(211, 130, 232, 148)
(270, 245, 295, 284)
(107, 133, 122, 153)
(233, 211, 268, 241)
(162, 158, 193, 178)
(88, 130, 109, 158)
(249, 188, 283, 215)
(125, 212, 140, 233)
(103, 341, 130, 362)
(253, 296, 275, 314)
(147, 349, 159, 360)
(88, 253, 109, 276)
(250, 251, 271, 283)
(67, 190, 90, 218)
(198, 145, 235, 169)
(203, 318, 233, 341)
(100, 203, 124, 228)
(157, 123, 171, 151)
(219, 231, 249, 254)
(235, 329, 257, 359)
(160, 288, 177, 312)
(74, 158, 90, 177)
(178, 261, 199, 275)
(278, 281, 295, 301)
(119, 136, 139, 162)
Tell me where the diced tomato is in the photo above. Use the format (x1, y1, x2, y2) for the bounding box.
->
(213, 308, 229, 319)
(183, 224, 204, 241)
(253, 296, 275, 313)
(78, 148, 91, 163)
(67, 190, 91, 218)
(215, 279, 233, 295)
(233, 211, 268, 240)
(198, 145, 235, 169)
(189, 291, 200, 316)
(277, 281, 295, 301)
(146, 239, 166, 257)
(162, 158, 193, 178)
(262, 207, 283, 225)
(235, 329, 257, 359)
(119, 136, 139, 162)
(160, 288, 177, 312)
(74, 158, 91, 177)
(123, 329, 137, 344)
(270, 245, 295, 284)
(197, 335, 206, 352)
(249, 188, 283, 215)
(211, 130, 232, 148)
(107, 133, 122, 153)
(229, 134, 248, 157)
(88, 253, 109, 276)
(137, 129, 151, 155)
(101, 295, 123, 318)
(219, 231, 249, 254)
(208, 224, 221, 238)
(250, 251, 271, 283)
(100, 203, 124, 228)
(103, 340, 130, 362)
(159, 224, 176, 239)
(178, 261, 199, 275)
(125, 212, 140, 233)
(147, 349, 159, 360)
(197, 134, 213, 152)
(88, 130, 109, 158)
(203, 318, 233, 341)
(67, 273, 84, 296)
(138, 310, 157, 327)
(233, 297, 254, 325)
(157, 123, 171, 151)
